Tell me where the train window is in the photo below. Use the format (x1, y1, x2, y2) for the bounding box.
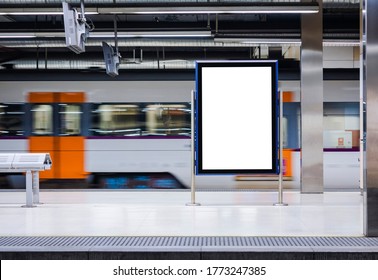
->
(91, 104, 142, 136)
(145, 104, 190, 136)
(59, 104, 82, 135)
(31, 104, 53, 135)
(0, 103, 24, 136)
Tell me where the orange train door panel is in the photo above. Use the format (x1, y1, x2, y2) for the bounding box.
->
(58, 136, 87, 179)
(28, 92, 85, 103)
(282, 149, 293, 177)
(28, 92, 86, 180)
(59, 92, 86, 103)
(283, 91, 294, 102)
(29, 136, 86, 179)
(28, 92, 55, 103)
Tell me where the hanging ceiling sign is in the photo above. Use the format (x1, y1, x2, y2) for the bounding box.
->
(195, 60, 279, 174)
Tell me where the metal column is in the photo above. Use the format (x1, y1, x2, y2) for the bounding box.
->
(300, 0, 324, 193)
(362, 0, 378, 236)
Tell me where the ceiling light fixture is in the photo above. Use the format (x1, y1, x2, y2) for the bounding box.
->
(0, 34, 37, 38)
(214, 37, 301, 46)
(98, 4, 318, 15)
(0, 11, 98, 16)
(90, 30, 212, 38)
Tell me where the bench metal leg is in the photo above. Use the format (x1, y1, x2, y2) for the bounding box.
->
(32, 171, 41, 204)
(23, 170, 35, 208)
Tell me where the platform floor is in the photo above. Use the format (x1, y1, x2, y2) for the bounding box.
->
(0, 190, 363, 237)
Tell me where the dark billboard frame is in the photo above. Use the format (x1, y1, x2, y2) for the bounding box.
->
(195, 60, 279, 175)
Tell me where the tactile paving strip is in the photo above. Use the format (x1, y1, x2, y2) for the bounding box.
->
(1, 236, 378, 252)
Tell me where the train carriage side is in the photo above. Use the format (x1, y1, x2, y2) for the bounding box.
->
(0, 79, 360, 190)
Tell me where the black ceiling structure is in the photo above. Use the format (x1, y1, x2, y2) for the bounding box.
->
(0, 1, 359, 74)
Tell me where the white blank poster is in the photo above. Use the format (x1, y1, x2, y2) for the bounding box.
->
(200, 66, 274, 171)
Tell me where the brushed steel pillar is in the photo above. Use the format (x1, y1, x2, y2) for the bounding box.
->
(300, 0, 324, 193)
(362, 0, 378, 236)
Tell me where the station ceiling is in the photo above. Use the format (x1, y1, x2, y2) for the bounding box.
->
(0, 1, 360, 72)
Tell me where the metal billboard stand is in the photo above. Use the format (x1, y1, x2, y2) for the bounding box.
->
(186, 90, 201, 206)
(274, 90, 288, 206)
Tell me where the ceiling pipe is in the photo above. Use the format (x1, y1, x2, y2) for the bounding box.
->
(0, 2, 319, 15)
(0, 37, 359, 49)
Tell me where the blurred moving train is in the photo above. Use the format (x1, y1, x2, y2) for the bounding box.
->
(0, 75, 360, 190)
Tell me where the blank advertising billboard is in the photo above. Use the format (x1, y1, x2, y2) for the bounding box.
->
(195, 60, 278, 174)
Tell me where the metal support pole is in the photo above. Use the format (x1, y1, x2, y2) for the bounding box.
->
(32, 171, 41, 204)
(274, 90, 288, 206)
(80, 0, 86, 21)
(187, 90, 200, 206)
(113, 15, 119, 53)
(215, 14, 218, 34)
(300, 0, 324, 193)
(363, 0, 378, 236)
(23, 170, 35, 208)
(360, 96, 364, 196)
(44, 47, 47, 70)
(359, 6, 364, 196)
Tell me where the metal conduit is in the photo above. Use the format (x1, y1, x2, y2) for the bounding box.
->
(0, 1, 320, 15)
(0, 0, 360, 4)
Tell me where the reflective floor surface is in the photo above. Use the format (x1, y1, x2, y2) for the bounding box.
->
(0, 190, 363, 237)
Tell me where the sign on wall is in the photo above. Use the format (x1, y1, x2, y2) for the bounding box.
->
(195, 60, 279, 174)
